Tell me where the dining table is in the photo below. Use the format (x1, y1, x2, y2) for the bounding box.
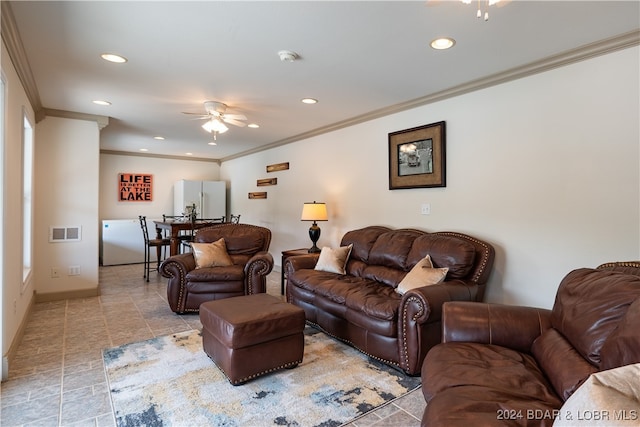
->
(154, 218, 224, 256)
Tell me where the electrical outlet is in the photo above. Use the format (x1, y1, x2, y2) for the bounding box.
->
(421, 203, 431, 215)
(51, 267, 60, 278)
(68, 266, 81, 276)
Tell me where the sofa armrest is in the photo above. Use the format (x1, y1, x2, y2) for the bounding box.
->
(398, 279, 477, 375)
(442, 301, 552, 353)
(160, 253, 196, 278)
(244, 251, 274, 294)
(159, 253, 196, 313)
(284, 254, 319, 277)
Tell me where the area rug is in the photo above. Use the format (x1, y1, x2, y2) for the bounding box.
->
(103, 327, 421, 427)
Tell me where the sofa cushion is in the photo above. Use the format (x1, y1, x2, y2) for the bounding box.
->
(341, 226, 390, 263)
(532, 328, 598, 401)
(314, 244, 353, 274)
(368, 229, 423, 270)
(196, 225, 268, 256)
(288, 269, 401, 322)
(191, 238, 233, 269)
(407, 234, 476, 279)
(551, 268, 640, 367)
(186, 264, 244, 283)
(422, 342, 563, 421)
(396, 255, 448, 295)
(600, 298, 640, 370)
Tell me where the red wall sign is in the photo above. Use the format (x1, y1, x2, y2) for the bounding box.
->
(119, 173, 153, 201)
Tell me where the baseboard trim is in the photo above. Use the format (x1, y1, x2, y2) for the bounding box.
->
(2, 291, 35, 382)
(35, 287, 100, 303)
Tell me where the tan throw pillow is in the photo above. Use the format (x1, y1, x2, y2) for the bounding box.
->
(314, 244, 353, 275)
(396, 255, 448, 295)
(191, 238, 233, 269)
(554, 363, 640, 426)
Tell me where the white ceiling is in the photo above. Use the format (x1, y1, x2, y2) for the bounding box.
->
(6, 1, 640, 161)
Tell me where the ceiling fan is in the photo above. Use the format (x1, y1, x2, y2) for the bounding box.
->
(183, 101, 247, 140)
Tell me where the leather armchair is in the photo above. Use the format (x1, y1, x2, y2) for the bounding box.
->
(421, 261, 640, 426)
(160, 223, 273, 313)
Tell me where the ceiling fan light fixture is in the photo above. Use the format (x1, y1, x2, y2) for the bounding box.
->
(202, 118, 229, 134)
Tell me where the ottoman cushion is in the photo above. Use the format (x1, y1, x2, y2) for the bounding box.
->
(200, 293, 305, 349)
(200, 293, 306, 385)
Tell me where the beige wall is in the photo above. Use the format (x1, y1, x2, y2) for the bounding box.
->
(221, 46, 640, 309)
(99, 153, 220, 221)
(2, 39, 36, 377)
(34, 116, 100, 298)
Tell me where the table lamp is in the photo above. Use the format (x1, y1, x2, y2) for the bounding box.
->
(301, 201, 328, 253)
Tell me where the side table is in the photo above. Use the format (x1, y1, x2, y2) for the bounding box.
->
(281, 248, 311, 295)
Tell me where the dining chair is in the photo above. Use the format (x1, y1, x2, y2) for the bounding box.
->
(229, 214, 241, 224)
(138, 216, 171, 281)
(180, 216, 226, 252)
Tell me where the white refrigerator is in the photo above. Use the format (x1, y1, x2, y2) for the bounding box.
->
(174, 180, 226, 219)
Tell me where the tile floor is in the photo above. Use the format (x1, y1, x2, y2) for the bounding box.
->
(1, 264, 425, 426)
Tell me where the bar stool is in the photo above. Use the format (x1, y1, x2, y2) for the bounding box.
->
(138, 216, 170, 281)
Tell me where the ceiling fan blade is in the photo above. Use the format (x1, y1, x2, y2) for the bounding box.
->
(223, 118, 247, 127)
(223, 113, 247, 121)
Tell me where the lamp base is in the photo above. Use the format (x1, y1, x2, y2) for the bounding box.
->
(308, 222, 321, 254)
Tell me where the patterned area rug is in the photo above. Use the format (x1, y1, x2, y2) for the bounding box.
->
(103, 327, 421, 427)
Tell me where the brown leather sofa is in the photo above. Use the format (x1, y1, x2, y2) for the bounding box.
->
(421, 261, 640, 427)
(285, 225, 495, 375)
(159, 223, 273, 313)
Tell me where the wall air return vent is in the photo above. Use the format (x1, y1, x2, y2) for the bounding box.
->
(49, 226, 82, 242)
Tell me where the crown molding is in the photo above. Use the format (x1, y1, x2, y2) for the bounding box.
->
(221, 29, 640, 163)
(100, 149, 220, 164)
(44, 108, 109, 130)
(1, 1, 44, 121)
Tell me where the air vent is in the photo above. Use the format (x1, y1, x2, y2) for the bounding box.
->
(49, 226, 82, 242)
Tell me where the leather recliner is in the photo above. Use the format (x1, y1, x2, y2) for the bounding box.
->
(160, 223, 273, 313)
(420, 261, 640, 426)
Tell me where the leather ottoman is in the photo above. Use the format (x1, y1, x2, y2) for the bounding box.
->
(199, 293, 306, 385)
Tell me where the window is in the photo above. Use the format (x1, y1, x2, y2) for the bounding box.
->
(22, 110, 33, 286)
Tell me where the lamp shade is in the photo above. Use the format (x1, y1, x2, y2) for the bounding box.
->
(301, 202, 328, 221)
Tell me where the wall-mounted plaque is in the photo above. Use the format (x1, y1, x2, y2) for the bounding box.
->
(119, 173, 153, 201)
(257, 178, 278, 186)
(266, 162, 289, 173)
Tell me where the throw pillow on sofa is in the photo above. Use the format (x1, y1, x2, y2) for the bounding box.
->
(553, 363, 640, 426)
(191, 238, 234, 269)
(314, 244, 353, 274)
(396, 255, 448, 294)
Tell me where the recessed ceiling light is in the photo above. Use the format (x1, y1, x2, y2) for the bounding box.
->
(430, 37, 456, 50)
(248, 123, 260, 129)
(185, 152, 193, 156)
(301, 98, 318, 104)
(139, 148, 148, 152)
(208, 141, 217, 146)
(101, 53, 127, 63)
(153, 136, 165, 140)
(92, 100, 111, 106)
